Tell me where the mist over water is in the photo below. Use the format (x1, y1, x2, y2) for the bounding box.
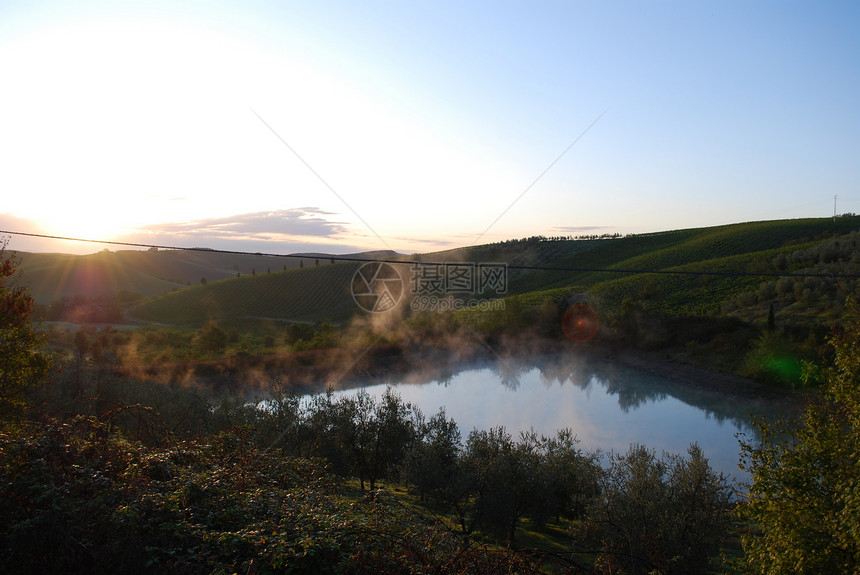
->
(318, 352, 789, 485)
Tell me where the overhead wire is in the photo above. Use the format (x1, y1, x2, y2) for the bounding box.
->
(2, 228, 860, 279)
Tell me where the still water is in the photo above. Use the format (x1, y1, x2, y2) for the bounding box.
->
(324, 352, 787, 485)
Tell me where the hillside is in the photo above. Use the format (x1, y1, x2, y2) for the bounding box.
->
(119, 216, 860, 328)
(17, 251, 182, 303)
(15, 247, 401, 305)
(14, 217, 860, 327)
(562, 217, 860, 315)
(129, 261, 363, 324)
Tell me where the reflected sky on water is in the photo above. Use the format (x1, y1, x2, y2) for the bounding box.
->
(320, 352, 792, 485)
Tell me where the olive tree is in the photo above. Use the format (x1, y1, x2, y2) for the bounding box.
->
(305, 387, 419, 491)
(403, 408, 461, 499)
(575, 443, 732, 574)
(461, 427, 535, 542)
(459, 427, 600, 544)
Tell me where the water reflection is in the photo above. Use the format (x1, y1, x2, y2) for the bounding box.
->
(491, 357, 528, 391)
(321, 351, 792, 482)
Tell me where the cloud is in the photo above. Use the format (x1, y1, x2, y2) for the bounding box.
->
(139, 208, 349, 239)
(0, 212, 40, 234)
(0, 213, 61, 252)
(109, 207, 372, 255)
(550, 225, 612, 233)
(389, 236, 456, 247)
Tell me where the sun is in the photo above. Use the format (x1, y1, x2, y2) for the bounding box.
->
(36, 206, 131, 244)
(0, 15, 251, 246)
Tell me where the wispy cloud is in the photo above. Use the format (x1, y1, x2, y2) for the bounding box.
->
(0, 213, 59, 252)
(111, 208, 366, 254)
(551, 225, 612, 233)
(140, 208, 348, 239)
(389, 236, 456, 247)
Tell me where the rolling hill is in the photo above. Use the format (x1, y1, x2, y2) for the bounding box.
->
(129, 261, 363, 324)
(14, 217, 860, 326)
(15, 247, 400, 305)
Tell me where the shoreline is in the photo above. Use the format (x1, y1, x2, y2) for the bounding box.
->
(110, 332, 809, 411)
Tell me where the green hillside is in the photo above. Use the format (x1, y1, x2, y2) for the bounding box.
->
(506, 217, 860, 295)
(20, 217, 860, 327)
(443, 217, 860, 331)
(130, 261, 364, 325)
(17, 251, 182, 303)
(15, 247, 400, 306)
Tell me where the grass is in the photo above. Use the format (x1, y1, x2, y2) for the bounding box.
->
(345, 477, 583, 573)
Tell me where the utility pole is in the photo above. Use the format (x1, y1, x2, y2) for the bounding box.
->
(834, 194, 838, 222)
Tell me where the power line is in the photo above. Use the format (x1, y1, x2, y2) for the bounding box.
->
(2, 228, 860, 279)
(471, 109, 607, 246)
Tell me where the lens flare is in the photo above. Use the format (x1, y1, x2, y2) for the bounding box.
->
(561, 303, 600, 342)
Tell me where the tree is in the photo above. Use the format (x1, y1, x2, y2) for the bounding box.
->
(194, 322, 228, 355)
(739, 314, 860, 574)
(0, 239, 50, 420)
(522, 428, 599, 527)
(461, 427, 529, 541)
(341, 388, 418, 491)
(367, 387, 417, 489)
(403, 408, 462, 505)
(73, 328, 89, 358)
(575, 443, 732, 574)
(304, 389, 358, 477)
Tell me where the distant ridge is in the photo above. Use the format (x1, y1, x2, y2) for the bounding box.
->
(13, 217, 860, 325)
(15, 248, 402, 304)
(130, 261, 362, 325)
(123, 217, 860, 326)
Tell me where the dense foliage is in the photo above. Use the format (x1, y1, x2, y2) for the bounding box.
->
(575, 444, 732, 574)
(0, 239, 50, 420)
(0, 418, 541, 574)
(6, 330, 740, 572)
(739, 314, 860, 573)
(8, 222, 860, 571)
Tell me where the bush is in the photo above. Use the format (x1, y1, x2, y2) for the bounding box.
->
(742, 330, 807, 387)
(193, 322, 228, 355)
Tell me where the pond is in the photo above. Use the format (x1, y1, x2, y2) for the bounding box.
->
(323, 351, 790, 486)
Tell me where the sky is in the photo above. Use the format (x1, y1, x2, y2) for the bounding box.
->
(1, 0, 858, 255)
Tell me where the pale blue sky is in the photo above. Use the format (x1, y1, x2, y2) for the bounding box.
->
(1, 1, 857, 253)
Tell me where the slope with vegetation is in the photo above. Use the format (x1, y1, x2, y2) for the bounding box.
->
(16, 247, 398, 306)
(3, 227, 860, 572)
(122, 217, 860, 326)
(24, 217, 857, 390)
(130, 261, 362, 325)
